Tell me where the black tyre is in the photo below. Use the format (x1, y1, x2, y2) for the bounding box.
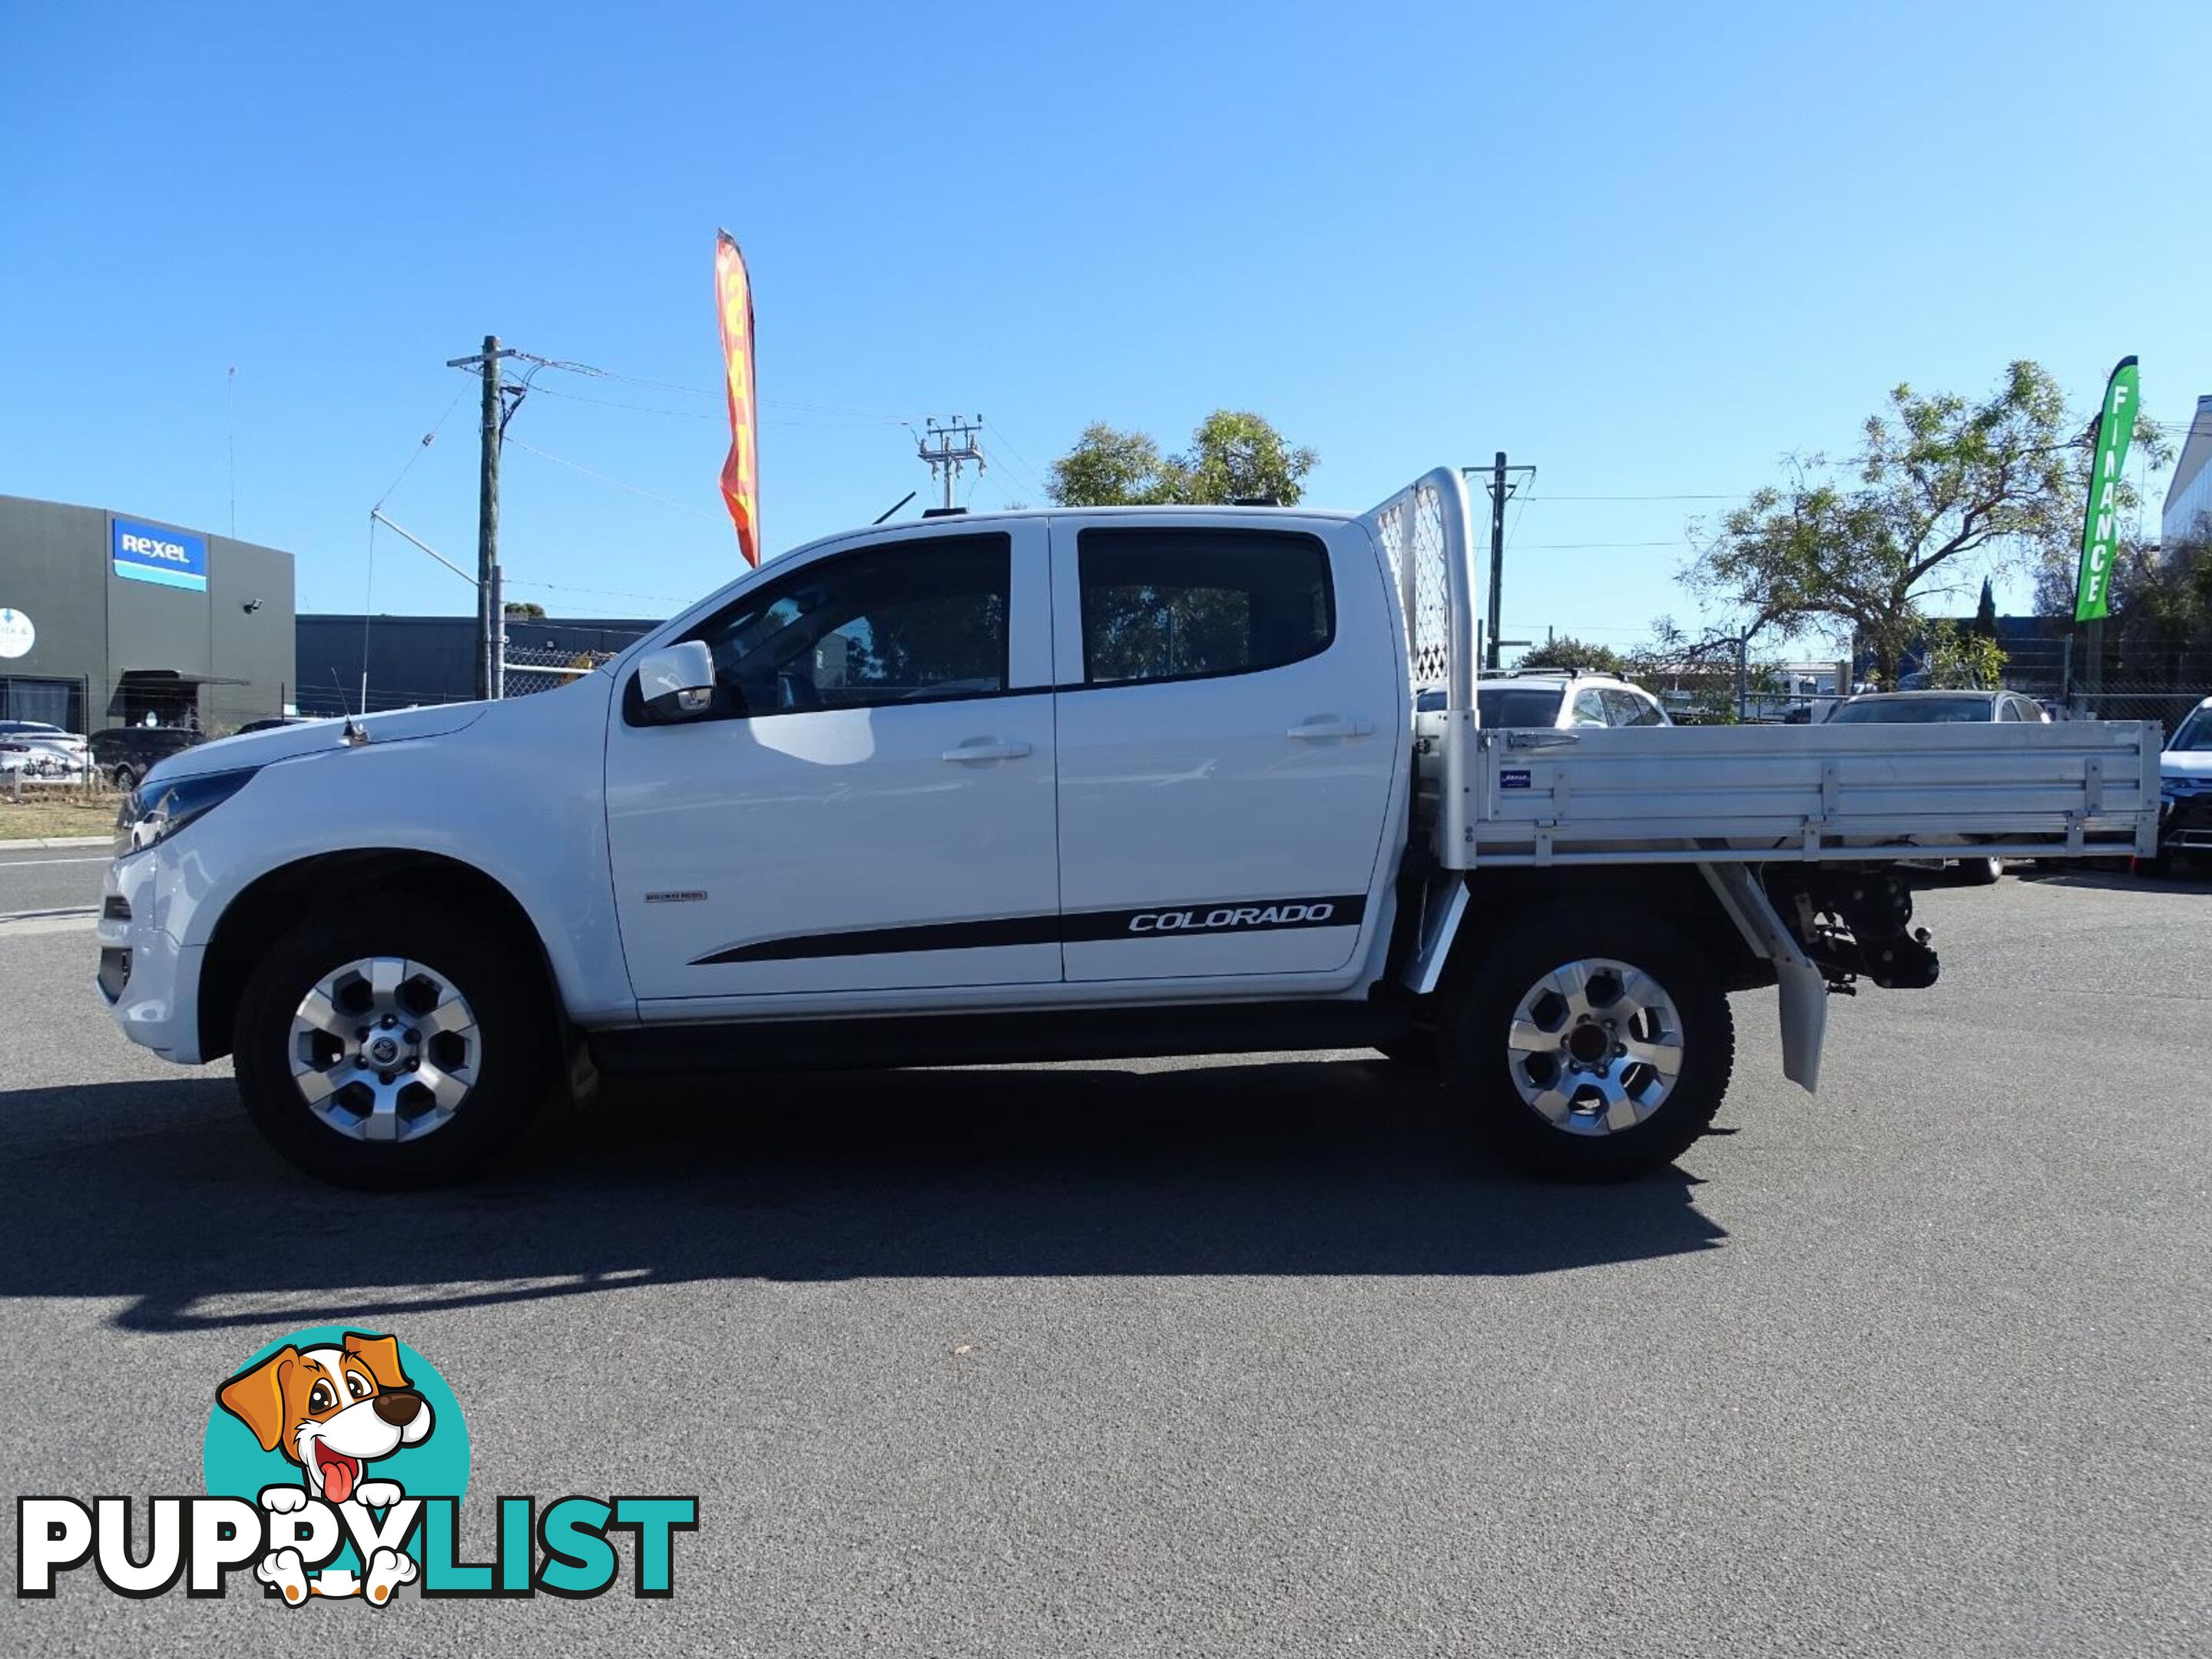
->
(111, 763, 141, 791)
(232, 899, 554, 1187)
(1960, 855, 2003, 886)
(1441, 905, 1734, 1181)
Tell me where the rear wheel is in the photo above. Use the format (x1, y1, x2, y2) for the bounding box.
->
(1962, 855, 2003, 886)
(111, 763, 141, 791)
(233, 900, 553, 1187)
(1442, 906, 1733, 1181)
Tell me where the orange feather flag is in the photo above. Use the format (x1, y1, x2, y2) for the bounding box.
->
(714, 229, 760, 565)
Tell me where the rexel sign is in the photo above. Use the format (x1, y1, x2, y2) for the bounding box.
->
(112, 518, 208, 593)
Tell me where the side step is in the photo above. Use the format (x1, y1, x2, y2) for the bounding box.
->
(588, 999, 1412, 1078)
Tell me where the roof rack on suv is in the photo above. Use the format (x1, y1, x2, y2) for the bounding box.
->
(1502, 665, 1595, 679)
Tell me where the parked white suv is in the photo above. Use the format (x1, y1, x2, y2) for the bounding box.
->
(1419, 672, 1671, 729)
(94, 471, 2158, 1188)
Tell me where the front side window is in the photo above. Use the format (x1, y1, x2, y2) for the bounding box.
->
(1571, 688, 1610, 727)
(1078, 528, 1332, 687)
(679, 535, 1009, 717)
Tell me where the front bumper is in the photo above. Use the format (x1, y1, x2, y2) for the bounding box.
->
(2160, 788, 2212, 853)
(96, 846, 205, 1063)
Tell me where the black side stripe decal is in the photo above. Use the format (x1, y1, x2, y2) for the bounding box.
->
(690, 895, 1367, 966)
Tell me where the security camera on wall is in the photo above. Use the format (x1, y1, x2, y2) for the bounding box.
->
(242, 599, 263, 614)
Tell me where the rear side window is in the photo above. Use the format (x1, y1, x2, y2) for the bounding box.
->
(1603, 687, 1665, 727)
(1078, 528, 1333, 687)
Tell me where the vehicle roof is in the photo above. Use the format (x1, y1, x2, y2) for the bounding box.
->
(1475, 674, 1645, 688)
(1844, 689, 2002, 700)
(770, 503, 1360, 563)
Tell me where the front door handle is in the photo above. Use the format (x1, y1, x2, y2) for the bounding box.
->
(942, 738, 1033, 763)
(1286, 717, 1374, 740)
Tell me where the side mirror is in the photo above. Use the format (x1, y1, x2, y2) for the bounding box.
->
(634, 641, 716, 720)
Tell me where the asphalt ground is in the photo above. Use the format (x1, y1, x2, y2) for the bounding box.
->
(2, 846, 2207, 1655)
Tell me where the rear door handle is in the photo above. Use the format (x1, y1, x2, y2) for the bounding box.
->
(1286, 718, 1374, 740)
(942, 738, 1033, 763)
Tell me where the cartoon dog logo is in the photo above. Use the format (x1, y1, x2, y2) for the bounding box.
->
(216, 1331, 433, 1604)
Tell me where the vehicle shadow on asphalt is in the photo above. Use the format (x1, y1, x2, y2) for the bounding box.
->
(0, 1058, 1726, 1333)
(2016, 866, 2212, 895)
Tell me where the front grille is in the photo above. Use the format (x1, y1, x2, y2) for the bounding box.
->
(98, 947, 131, 1004)
(102, 895, 131, 922)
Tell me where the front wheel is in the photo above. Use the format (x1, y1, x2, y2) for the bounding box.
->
(111, 763, 141, 792)
(1961, 855, 2003, 886)
(232, 900, 554, 1187)
(1441, 906, 1734, 1181)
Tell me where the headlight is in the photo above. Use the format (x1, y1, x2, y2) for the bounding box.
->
(114, 767, 261, 857)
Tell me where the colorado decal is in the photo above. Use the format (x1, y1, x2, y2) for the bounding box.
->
(692, 896, 1365, 965)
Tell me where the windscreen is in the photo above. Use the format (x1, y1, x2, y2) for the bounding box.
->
(2171, 707, 2212, 752)
(1829, 695, 1993, 724)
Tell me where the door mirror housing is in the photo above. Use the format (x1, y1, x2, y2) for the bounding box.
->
(634, 641, 716, 720)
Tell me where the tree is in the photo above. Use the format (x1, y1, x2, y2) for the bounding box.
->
(503, 600, 545, 619)
(1916, 620, 2006, 689)
(1969, 576, 1998, 642)
(1515, 635, 1623, 674)
(1046, 424, 1177, 507)
(1685, 362, 2168, 687)
(2032, 531, 2212, 654)
(1047, 410, 1317, 507)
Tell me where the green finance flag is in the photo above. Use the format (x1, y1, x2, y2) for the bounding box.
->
(2073, 356, 2139, 623)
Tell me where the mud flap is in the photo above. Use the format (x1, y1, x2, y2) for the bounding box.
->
(1699, 862, 1829, 1095)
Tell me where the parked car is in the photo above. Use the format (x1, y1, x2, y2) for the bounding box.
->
(2152, 697, 2212, 873)
(88, 727, 203, 790)
(1826, 690, 2050, 727)
(1416, 671, 1671, 728)
(0, 719, 91, 777)
(1826, 690, 2051, 882)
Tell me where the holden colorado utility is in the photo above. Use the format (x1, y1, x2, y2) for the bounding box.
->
(98, 469, 2161, 1187)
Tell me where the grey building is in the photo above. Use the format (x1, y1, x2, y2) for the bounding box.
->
(2162, 394, 2212, 555)
(0, 493, 296, 736)
(294, 613, 657, 716)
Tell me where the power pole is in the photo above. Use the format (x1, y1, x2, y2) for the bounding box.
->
(445, 336, 521, 698)
(916, 416, 986, 512)
(1474, 455, 1536, 671)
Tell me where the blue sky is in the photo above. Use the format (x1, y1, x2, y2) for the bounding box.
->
(3, 1, 2205, 656)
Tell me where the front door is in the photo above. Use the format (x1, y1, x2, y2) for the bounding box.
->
(606, 525, 1061, 1003)
(1049, 517, 1404, 982)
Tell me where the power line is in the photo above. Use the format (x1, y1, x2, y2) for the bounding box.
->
(503, 435, 724, 521)
(983, 416, 1050, 500)
(502, 575, 693, 606)
(1515, 539, 1690, 551)
(371, 385, 471, 511)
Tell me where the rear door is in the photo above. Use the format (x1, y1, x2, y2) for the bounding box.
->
(605, 524, 1062, 1003)
(1048, 517, 1402, 982)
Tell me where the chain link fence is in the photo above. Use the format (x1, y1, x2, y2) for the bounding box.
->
(1996, 641, 2211, 734)
(501, 642, 621, 697)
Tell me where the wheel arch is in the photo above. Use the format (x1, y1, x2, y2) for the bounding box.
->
(197, 849, 561, 1063)
(1445, 865, 1774, 995)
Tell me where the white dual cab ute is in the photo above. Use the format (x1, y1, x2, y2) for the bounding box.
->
(99, 469, 2161, 1187)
